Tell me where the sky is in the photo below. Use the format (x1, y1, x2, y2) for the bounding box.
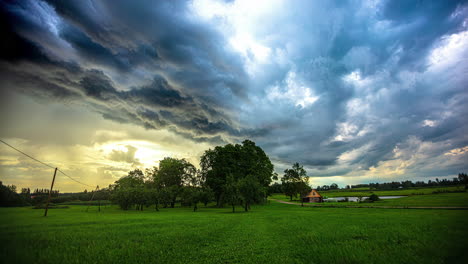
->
(0, 0, 467, 192)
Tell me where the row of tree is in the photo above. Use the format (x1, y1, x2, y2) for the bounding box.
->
(110, 140, 275, 212)
(346, 173, 468, 190)
(0, 181, 31, 207)
(269, 172, 468, 198)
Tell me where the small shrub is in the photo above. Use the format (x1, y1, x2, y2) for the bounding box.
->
(368, 194, 380, 202)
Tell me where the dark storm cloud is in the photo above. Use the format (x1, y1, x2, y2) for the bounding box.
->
(0, 0, 252, 142)
(1, 0, 467, 181)
(59, 23, 131, 72)
(44, 0, 249, 100)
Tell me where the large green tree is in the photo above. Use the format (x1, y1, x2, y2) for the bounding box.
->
(155, 157, 197, 208)
(200, 140, 274, 207)
(111, 169, 146, 210)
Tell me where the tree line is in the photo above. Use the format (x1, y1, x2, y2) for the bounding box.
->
(110, 140, 275, 212)
(269, 173, 468, 195)
(344, 173, 468, 190)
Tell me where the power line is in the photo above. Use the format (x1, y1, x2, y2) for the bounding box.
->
(0, 139, 93, 188)
(0, 139, 55, 169)
(57, 169, 94, 188)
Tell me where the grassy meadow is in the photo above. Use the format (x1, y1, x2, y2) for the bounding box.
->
(1, 202, 468, 264)
(318, 185, 466, 197)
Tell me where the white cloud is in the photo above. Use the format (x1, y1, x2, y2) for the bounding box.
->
(422, 119, 438, 127)
(429, 30, 468, 70)
(338, 143, 373, 163)
(267, 71, 319, 108)
(333, 122, 359, 142)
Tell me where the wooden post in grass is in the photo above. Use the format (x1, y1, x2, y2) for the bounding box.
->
(44, 167, 58, 217)
(97, 186, 101, 212)
(86, 185, 99, 212)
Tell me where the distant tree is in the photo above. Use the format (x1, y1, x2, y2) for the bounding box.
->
(330, 183, 339, 190)
(267, 182, 283, 195)
(156, 158, 196, 208)
(297, 181, 311, 207)
(148, 187, 161, 211)
(282, 181, 297, 201)
(0, 182, 30, 207)
(281, 163, 309, 201)
(199, 187, 214, 207)
(113, 169, 145, 189)
(458, 173, 468, 189)
(6, 185, 17, 193)
(368, 193, 380, 202)
(223, 175, 241, 213)
(111, 169, 146, 210)
(181, 186, 206, 212)
(272, 172, 279, 181)
(238, 175, 265, 212)
(356, 195, 363, 203)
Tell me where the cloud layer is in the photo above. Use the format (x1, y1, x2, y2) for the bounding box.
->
(1, 0, 467, 189)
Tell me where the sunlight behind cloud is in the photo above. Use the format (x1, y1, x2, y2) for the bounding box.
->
(99, 141, 170, 168)
(190, 0, 282, 74)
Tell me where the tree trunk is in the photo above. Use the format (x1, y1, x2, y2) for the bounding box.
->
(290, 195, 292, 201)
(244, 202, 248, 212)
(155, 203, 159, 211)
(232, 204, 235, 213)
(193, 203, 198, 212)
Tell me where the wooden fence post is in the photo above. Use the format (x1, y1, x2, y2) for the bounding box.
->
(44, 167, 58, 217)
(86, 185, 99, 212)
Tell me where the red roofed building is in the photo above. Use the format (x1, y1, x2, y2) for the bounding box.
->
(302, 189, 323, 203)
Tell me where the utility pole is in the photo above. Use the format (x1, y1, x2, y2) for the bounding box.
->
(44, 167, 58, 217)
(86, 185, 100, 212)
(97, 186, 101, 212)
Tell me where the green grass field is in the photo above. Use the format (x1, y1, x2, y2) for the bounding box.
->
(318, 186, 466, 197)
(1, 203, 468, 264)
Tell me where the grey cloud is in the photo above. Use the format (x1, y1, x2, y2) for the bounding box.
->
(0, 0, 256, 141)
(1, 0, 467, 182)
